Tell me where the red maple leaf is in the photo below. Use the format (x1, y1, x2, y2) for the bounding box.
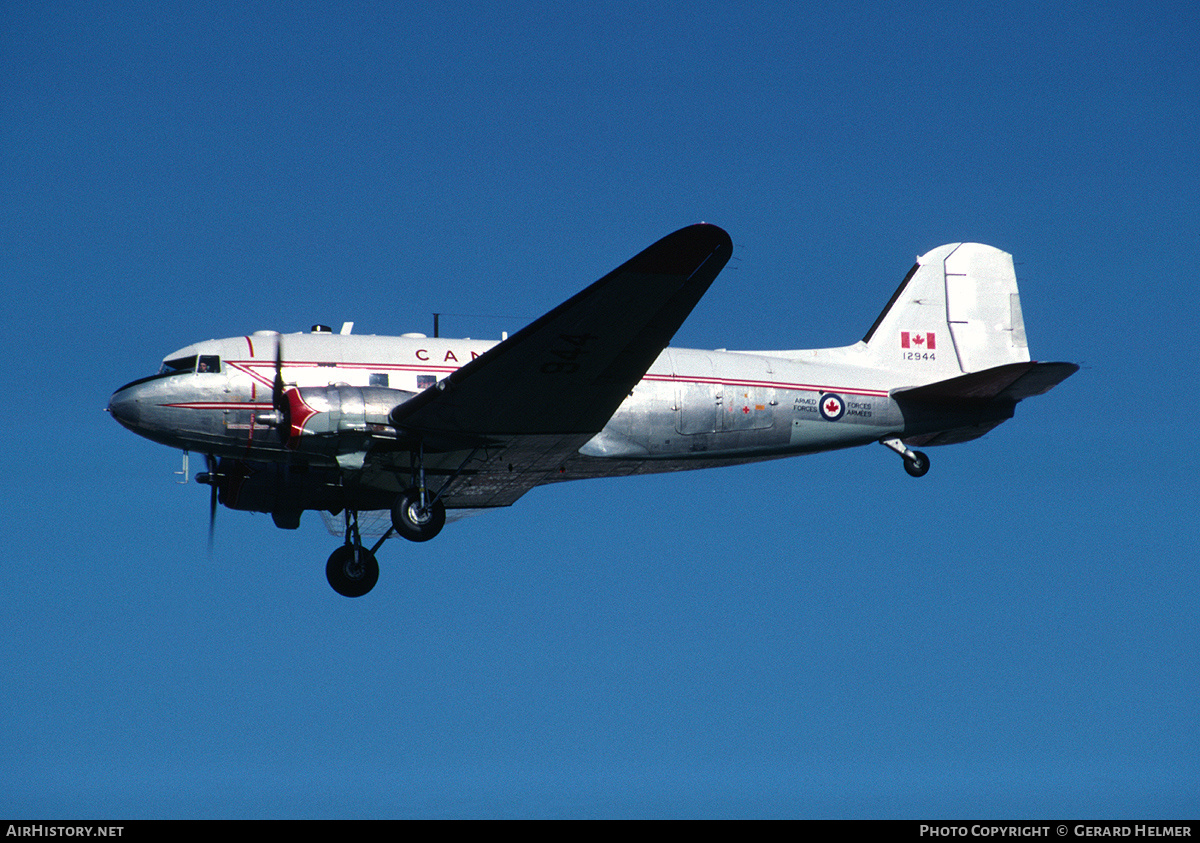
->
(825, 399, 840, 415)
(742, 406, 750, 414)
(912, 334, 925, 345)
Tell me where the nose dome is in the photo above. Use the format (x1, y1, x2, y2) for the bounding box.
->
(108, 384, 142, 430)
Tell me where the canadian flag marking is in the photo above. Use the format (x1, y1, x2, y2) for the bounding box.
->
(901, 331, 936, 350)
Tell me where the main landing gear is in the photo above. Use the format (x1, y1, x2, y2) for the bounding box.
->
(326, 509, 383, 598)
(324, 487, 445, 596)
(391, 486, 445, 542)
(388, 439, 461, 543)
(880, 437, 930, 477)
(326, 543, 379, 598)
(324, 441, 461, 597)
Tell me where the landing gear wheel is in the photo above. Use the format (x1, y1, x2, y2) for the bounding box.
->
(326, 545, 379, 597)
(392, 488, 446, 542)
(904, 450, 930, 478)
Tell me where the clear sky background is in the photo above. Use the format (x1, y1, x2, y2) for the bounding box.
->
(4, 0, 1197, 819)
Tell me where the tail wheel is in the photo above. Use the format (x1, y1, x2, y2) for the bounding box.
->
(326, 545, 379, 597)
(391, 488, 446, 542)
(904, 451, 930, 477)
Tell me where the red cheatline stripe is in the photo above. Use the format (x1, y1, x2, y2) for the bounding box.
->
(220, 361, 891, 399)
(642, 373, 888, 397)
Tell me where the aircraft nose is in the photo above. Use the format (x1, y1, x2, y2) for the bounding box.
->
(108, 383, 143, 431)
(108, 376, 198, 450)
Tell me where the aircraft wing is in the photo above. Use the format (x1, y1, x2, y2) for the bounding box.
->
(363, 224, 733, 508)
(391, 223, 732, 440)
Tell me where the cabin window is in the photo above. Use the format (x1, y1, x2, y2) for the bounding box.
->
(197, 355, 221, 373)
(369, 373, 389, 387)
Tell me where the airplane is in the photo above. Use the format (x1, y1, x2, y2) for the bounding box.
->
(108, 224, 1077, 597)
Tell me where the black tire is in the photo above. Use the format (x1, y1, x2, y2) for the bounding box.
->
(391, 488, 446, 542)
(904, 451, 930, 478)
(326, 545, 379, 597)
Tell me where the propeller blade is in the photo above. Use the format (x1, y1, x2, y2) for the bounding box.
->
(273, 336, 290, 445)
(205, 453, 218, 552)
(272, 336, 285, 412)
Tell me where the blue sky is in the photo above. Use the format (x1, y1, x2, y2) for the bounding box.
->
(3, 0, 1197, 818)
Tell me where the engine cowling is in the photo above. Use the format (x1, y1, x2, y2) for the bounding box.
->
(274, 385, 416, 453)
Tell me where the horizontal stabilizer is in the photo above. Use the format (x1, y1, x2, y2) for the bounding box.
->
(902, 420, 1009, 447)
(892, 361, 1079, 403)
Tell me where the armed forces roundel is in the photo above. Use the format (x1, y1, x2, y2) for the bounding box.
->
(819, 393, 845, 421)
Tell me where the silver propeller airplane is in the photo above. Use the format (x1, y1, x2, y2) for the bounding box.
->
(109, 224, 1077, 596)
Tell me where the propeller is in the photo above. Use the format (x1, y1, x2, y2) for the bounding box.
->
(272, 335, 290, 446)
(195, 452, 219, 552)
(272, 336, 285, 411)
(206, 453, 218, 550)
(252, 333, 291, 443)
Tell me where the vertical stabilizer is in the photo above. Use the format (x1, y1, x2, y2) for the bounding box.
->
(861, 243, 1030, 379)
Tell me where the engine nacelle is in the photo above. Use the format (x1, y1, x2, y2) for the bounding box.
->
(275, 385, 416, 453)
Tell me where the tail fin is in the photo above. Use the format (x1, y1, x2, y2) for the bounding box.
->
(861, 243, 1030, 379)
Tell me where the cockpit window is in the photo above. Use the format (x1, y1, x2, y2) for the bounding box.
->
(155, 354, 220, 376)
(158, 355, 197, 376)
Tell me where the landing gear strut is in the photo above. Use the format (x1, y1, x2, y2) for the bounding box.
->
(881, 437, 930, 477)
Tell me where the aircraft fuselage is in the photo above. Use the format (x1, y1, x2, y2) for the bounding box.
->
(109, 329, 921, 476)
